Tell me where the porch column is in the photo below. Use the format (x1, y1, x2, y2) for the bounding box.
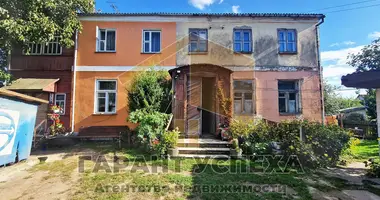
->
(377, 89, 380, 156)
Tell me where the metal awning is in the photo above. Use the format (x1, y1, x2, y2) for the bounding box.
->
(4, 78, 59, 92)
(341, 70, 380, 89)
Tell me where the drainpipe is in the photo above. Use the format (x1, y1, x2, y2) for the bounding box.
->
(316, 16, 325, 124)
(71, 30, 78, 133)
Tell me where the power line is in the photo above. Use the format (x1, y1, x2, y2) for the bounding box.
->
(308, 0, 377, 12)
(325, 3, 380, 13)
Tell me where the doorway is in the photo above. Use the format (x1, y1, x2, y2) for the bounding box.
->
(201, 77, 216, 137)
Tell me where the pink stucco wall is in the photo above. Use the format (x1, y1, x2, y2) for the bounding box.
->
(232, 70, 322, 123)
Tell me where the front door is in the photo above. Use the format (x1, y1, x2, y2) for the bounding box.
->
(186, 76, 202, 136)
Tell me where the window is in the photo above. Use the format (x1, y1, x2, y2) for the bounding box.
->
(278, 29, 297, 53)
(142, 30, 161, 53)
(96, 27, 116, 52)
(278, 80, 301, 114)
(233, 80, 254, 114)
(95, 80, 117, 114)
(189, 29, 208, 52)
(26, 36, 62, 55)
(55, 93, 66, 115)
(234, 29, 252, 53)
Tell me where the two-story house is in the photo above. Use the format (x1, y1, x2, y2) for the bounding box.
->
(72, 13, 325, 137)
(9, 39, 74, 134)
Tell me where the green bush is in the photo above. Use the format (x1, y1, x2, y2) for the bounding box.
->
(127, 109, 170, 152)
(365, 159, 380, 178)
(235, 119, 351, 168)
(343, 112, 367, 124)
(229, 118, 255, 139)
(161, 128, 180, 149)
(127, 69, 172, 113)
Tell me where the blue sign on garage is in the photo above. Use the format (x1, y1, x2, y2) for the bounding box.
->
(0, 88, 48, 166)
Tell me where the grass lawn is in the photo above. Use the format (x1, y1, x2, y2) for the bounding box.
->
(343, 139, 379, 162)
(29, 143, 380, 200)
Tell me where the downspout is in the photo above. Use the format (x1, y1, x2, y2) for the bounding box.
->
(316, 16, 325, 124)
(71, 30, 78, 133)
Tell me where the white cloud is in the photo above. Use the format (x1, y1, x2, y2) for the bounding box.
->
(321, 45, 363, 65)
(368, 31, 380, 39)
(329, 41, 356, 47)
(189, 0, 216, 10)
(219, 0, 224, 4)
(322, 45, 364, 97)
(232, 5, 240, 13)
(343, 41, 356, 45)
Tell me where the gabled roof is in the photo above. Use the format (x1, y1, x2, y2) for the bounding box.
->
(79, 12, 325, 19)
(0, 88, 48, 104)
(4, 78, 59, 92)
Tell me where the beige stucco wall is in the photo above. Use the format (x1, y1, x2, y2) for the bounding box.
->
(176, 17, 319, 69)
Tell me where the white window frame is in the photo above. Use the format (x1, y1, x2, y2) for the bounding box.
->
(96, 27, 116, 52)
(54, 93, 66, 115)
(142, 30, 162, 53)
(25, 36, 62, 55)
(94, 80, 117, 114)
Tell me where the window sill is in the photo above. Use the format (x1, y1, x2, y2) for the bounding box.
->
(234, 51, 253, 54)
(141, 52, 161, 54)
(279, 112, 301, 116)
(92, 113, 117, 116)
(278, 52, 297, 55)
(95, 51, 116, 53)
(188, 52, 208, 55)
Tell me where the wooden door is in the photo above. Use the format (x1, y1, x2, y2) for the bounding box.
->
(186, 76, 202, 135)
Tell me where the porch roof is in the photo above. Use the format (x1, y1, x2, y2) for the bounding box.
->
(341, 70, 380, 89)
(4, 78, 59, 92)
(169, 64, 233, 77)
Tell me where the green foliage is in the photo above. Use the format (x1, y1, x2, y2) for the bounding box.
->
(127, 109, 169, 151)
(324, 80, 362, 115)
(343, 112, 367, 124)
(233, 119, 351, 168)
(348, 38, 380, 72)
(365, 159, 380, 178)
(229, 118, 255, 139)
(0, 0, 94, 49)
(363, 89, 377, 119)
(161, 128, 180, 149)
(127, 69, 171, 113)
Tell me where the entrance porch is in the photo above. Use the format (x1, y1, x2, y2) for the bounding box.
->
(170, 64, 232, 138)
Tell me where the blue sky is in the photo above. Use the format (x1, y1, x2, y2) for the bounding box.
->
(95, 0, 380, 97)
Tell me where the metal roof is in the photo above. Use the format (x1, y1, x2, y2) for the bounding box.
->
(341, 70, 380, 89)
(4, 78, 59, 92)
(0, 88, 48, 104)
(79, 12, 325, 19)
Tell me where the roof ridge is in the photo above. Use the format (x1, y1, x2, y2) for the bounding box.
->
(78, 12, 325, 18)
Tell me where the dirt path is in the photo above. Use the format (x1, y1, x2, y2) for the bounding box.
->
(0, 148, 96, 200)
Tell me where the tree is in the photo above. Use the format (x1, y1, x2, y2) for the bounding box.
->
(0, 0, 94, 49)
(348, 38, 380, 119)
(324, 80, 362, 115)
(0, 47, 11, 85)
(362, 89, 377, 120)
(348, 38, 380, 72)
(0, 0, 94, 85)
(127, 70, 172, 114)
